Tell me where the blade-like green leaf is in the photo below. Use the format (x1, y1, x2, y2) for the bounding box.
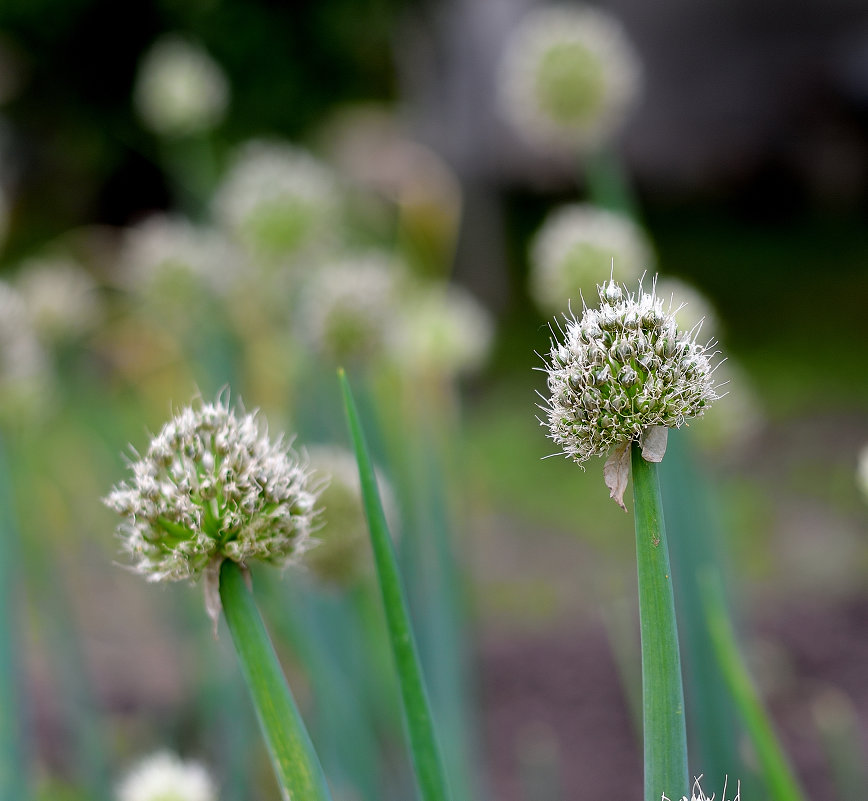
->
(631, 441, 689, 801)
(219, 559, 333, 801)
(702, 571, 809, 801)
(339, 368, 453, 801)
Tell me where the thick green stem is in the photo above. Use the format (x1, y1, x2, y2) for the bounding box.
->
(219, 559, 333, 801)
(339, 369, 453, 801)
(631, 442, 689, 801)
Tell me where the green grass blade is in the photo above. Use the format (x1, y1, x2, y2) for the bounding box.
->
(631, 442, 689, 801)
(701, 572, 809, 801)
(339, 369, 453, 801)
(218, 559, 333, 801)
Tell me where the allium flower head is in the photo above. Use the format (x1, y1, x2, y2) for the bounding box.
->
(857, 443, 868, 504)
(134, 35, 229, 137)
(121, 215, 238, 297)
(17, 257, 103, 341)
(0, 279, 50, 418)
(213, 140, 338, 258)
(296, 253, 404, 364)
(530, 204, 652, 312)
(498, 5, 641, 154)
(542, 278, 720, 467)
(104, 396, 320, 583)
(117, 751, 216, 801)
(305, 445, 397, 587)
(655, 276, 719, 340)
(393, 283, 494, 378)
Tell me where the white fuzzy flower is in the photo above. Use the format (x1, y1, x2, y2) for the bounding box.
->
(306, 445, 397, 587)
(498, 4, 641, 154)
(121, 214, 238, 297)
(530, 204, 652, 312)
(296, 253, 404, 364)
(857, 443, 868, 503)
(663, 775, 740, 801)
(393, 283, 494, 377)
(213, 140, 339, 258)
(117, 751, 216, 801)
(134, 35, 229, 137)
(542, 278, 720, 466)
(104, 395, 320, 582)
(0, 280, 50, 416)
(16, 257, 102, 341)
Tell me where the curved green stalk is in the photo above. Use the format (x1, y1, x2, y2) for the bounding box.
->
(219, 559, 333, 801)
(631, 442, 689, 801)
(339, 369, 453, 801)
(702, 572, 808, 801)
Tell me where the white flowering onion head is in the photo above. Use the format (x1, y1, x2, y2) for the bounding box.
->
(296, 253, 404, 364)
(662, 775, 740, 801)
(104, 396, 320, 582)
(213, 140, 339, 257)
(393, 283, 494, 378)
(541, 278, 720, 466)
(17, 257, 103, 341)
(117, 751, 216, 801)
(305, 444, 398, 587)
(530, 204, 652, 312)
(134, 35, 229, 138)
(498, 5, 641, 153)
(857, 443, 868, 504)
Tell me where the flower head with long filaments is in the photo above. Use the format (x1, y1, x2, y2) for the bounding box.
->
(541, 277, 721, 467)
(104, 395, 321, 582)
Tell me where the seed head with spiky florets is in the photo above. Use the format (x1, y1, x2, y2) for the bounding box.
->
(541, 278, 720, 470)
(104, 395, 321, 583)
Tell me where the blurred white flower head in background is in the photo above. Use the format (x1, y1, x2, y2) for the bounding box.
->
(0, 279, 50, 418)
(120, 214, 238, 298)
(305, 444, 398, 587)
(296, 253, 404, 364)
(16, 257, 103, 342)
(857, 443, 868, 503)
(530, 203, 652, 312)
(213, 140, 339, 258)
(134, 35, 229, 138)
(394, 283, 494, 378)
(655, 276, 720, 340)
(498, 4, 641, 154)
(116, 751, 216, 801)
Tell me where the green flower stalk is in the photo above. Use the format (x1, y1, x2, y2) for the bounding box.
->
(104, 396, 332, 801)
(541, 278, 721, 800)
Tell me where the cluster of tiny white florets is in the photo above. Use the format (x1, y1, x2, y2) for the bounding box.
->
(305, 444, 397, 587)
(663, 776, 740, 801)
(498, 5, 641, 154)
(543, 279, 719, 464)
(121, 214, 238, 296)
(104, 397, 320, 582)
(296, 253, 404, 364)
(0, 280, 49, 413)
(213, 140, 338, 257)
(134, 34, 229, 138)
(117, 751, 216, 801)
(16, 257, 103, 341)
(857, 443, 868, 504)
(530, 204, 653, 312)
